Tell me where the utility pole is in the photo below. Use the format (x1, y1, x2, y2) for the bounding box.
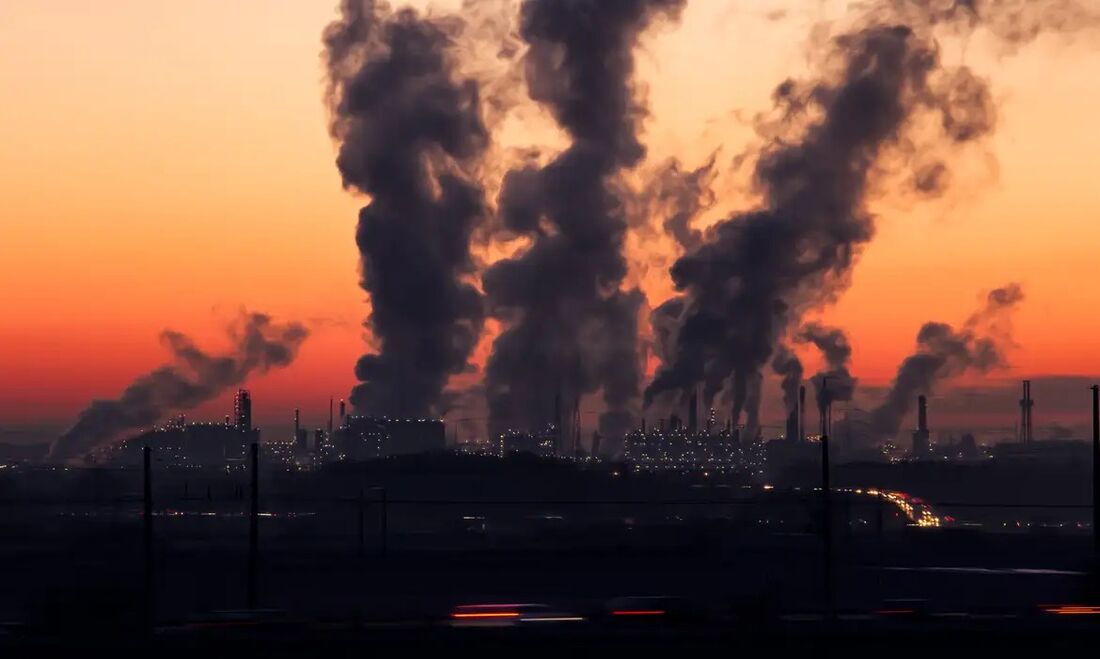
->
(820, 377, 834, 619)
(1092, 385, 1099, 557)
(248, 442, 259, 609)
(142, 445, 155, 632)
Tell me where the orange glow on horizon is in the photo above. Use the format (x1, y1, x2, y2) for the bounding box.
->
(2, 1, 1099, 434)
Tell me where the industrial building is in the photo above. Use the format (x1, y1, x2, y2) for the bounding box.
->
(334, 416, 446, 459)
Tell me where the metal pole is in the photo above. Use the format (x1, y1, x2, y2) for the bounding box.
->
(1092, 385, 1099, 557)
(379, 487, 388, 558)
(248, 442, 259, 609)
(821, 378, 834, 618)
(357, 487, 365, 560)
(142, 445, 155, 632)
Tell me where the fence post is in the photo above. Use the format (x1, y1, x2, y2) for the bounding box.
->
(357, 487, 365, 560)
(1092, 385, 1099, 557)
(248, 442, 259, 609)
(143, 445, 155, 633)
(379, 487, 388, 558)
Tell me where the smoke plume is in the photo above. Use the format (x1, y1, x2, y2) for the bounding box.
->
(482, 0, 685, 439)
(323, 0, 490, 417)
(643, 0, 1088, 424)
(51, 313, 309, 461)
(868, 283, 1024, 438)
(798, 323, 858, 412)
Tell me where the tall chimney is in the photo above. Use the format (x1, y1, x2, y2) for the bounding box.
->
(1019, 380, 1037, 446)
(294, 408, 300, 436)
(912, 395, 931, 458)
(687, 389, 698, 435)
(339, 399, 346, 422)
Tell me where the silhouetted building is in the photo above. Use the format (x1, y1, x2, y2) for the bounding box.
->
(234, 389, 253, 432)
(336, 416, 446, 459)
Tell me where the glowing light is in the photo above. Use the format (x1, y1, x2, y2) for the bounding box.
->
(452, 612, 521, 619)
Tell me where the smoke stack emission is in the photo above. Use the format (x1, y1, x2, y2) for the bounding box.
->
(798, 323, 858, 414)
(51, 312, 308, 461)
(645, 0, 1092, 426)
(323, 0, 490, 418)
(483, 0, 686, 442)
(870, 283, 1025, 439)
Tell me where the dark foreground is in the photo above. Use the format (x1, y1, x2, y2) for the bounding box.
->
(7, 616, 1100, 658)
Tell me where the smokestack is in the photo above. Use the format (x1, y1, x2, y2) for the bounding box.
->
(328, 397, 334, 437)
(483, 0, 686, 442)
(323, 1, 490, 420)
(294, 408, 300, 436)
(687, 389, 698, 434)
(799, 385, 806, 442)
(339, 399, 346, 423)
(871, 284, 1025, 440)
(912, 395, 931, 458)
(1020, 380, 1034, 446)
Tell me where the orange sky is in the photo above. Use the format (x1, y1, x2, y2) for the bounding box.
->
(1, 1, 1099, 432)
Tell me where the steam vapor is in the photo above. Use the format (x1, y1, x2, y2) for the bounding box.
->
(644, 0, 1090, 431)
(324, 0, 490, 417)
(798, 323, 858, 412)
(482, 0, 686, 439)
(51, 313, 309, 461)
(869, 283, 1025, 438)
(313, 0, 1093, 441)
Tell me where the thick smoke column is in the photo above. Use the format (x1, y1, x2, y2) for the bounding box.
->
(643, 0, 1088, 423)
(483, 0, 685, 439)
(51, 313, 309, 461)
(798, 323, 858, 412)
(324, 0, 489, 417)
(870, 283, 1024, 438)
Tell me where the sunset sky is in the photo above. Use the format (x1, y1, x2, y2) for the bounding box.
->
(2, 0, 1099, 438)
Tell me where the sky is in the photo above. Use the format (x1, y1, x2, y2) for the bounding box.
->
(2, 0, 1099, 440)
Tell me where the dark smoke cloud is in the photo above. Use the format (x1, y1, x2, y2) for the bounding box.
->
(483, 0, 685, 439)
(323, 0, 489, 417)
(798, 322, 858, 411)
(641, 156, 718, 252)
(50, 313, 309, 461)
(643, 0, 1078, 424)
(869, 283, 1024, 438)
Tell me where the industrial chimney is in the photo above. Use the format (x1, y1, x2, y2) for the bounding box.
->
(912, 395, 931, 457)
(1019, 380, 1034, 446)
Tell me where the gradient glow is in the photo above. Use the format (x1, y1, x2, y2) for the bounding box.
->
(1, 0, 1098, 433)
